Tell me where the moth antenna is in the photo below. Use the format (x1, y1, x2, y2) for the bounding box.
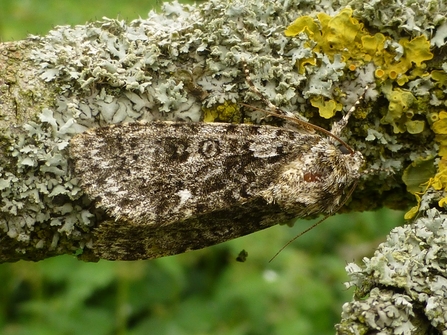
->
(269, 179, 359, 262)
(242, 58, 284, 115)
(331, 85, 370, 138)
(268, 215, 330, 263)
(239, 103, 355, 154)
(240, 59, 356, 154)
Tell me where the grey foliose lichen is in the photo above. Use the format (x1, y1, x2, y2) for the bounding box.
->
(1, 109, 94, 257)
(338, 204, 447, 334)
(348, 0, 447, 41)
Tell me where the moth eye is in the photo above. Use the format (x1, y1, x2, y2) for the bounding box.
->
(338, 145, 351, 155)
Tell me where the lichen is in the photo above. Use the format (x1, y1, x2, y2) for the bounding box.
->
(348, 0, 447, 39)
(310, 96, 342, 119)
(283, 6, 442, 217)
(432, 111, 447, 156)
(381, 89, 416, 133)
(202, 101, 242, 123)
(337, 288, 418, 334)
(285, 8, 433, 118)
(340, 206, 447, 333)
(285, 9, 434, 77)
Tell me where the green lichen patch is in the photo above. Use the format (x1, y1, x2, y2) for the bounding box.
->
(285, 8, 434, 77)
(202, 101, 242, 123)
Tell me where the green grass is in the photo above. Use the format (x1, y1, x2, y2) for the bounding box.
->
(0, 209, 404, 335)
(0, 0, 201, 41)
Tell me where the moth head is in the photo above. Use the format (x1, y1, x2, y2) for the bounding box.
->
(331, 141, 365, 180)
(346, 150, 365, 179)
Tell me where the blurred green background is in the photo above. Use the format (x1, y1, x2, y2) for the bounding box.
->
(0, 1, 405, 334)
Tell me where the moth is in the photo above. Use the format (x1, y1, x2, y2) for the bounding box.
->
(69, 68, 365, 261)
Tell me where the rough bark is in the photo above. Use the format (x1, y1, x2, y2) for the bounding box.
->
(1, 0, 447, 333)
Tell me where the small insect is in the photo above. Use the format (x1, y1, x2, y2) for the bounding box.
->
(69, 62, 365, 261)
(236, 249, 248, 262)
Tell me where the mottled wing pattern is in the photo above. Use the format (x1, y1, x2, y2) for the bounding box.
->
(69, 121, 362, 260)
(70, 121, 318, 225)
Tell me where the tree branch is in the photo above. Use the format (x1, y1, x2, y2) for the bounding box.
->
(1, 0, 447, 331)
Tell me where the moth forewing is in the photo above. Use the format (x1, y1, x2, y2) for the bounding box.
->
(70, 121, 362, 260)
